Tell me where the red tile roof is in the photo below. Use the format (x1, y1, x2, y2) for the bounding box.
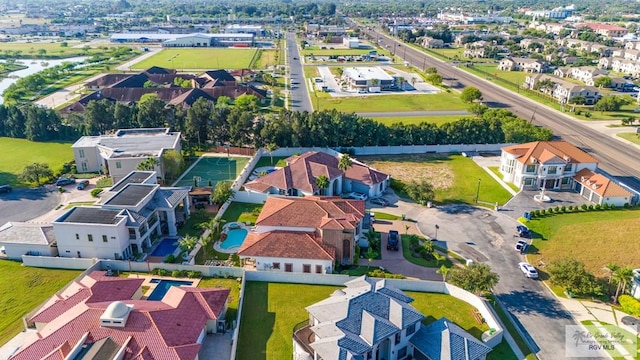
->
(13, 271, 230, 360)
(502, 141, 599, 165)
(238, 231, 335, 260)
(574, 169, 632, 198)
(256, 196, 365, 230)
(580, 23, 627, 31)
(245, 151, 388, 194)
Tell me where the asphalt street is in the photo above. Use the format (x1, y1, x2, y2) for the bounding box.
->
(0, 186, 60, 223)
(286, 32, 313, 112)
(360, 25, 640, 193)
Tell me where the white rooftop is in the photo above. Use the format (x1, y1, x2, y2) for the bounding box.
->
(343, 66, 394, 81)
(0, 222, 56, 245)
(72, 128, 180, 159)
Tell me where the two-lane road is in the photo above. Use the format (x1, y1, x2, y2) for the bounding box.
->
(286, 32, 313, 112)
(362, 26, 640, 191)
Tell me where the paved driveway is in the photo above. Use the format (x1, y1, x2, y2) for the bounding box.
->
(502, 190, 587, 220)
(0, 186, 60, 223)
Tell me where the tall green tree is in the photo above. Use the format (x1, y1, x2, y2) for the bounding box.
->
(460, 86, 483, 103)
(338, 154, 352, 172)
(405, 179, 435, 205)
(449, 262, 499, 296)
(548, 258, 596, 295)
(161, 150, 184, 183)
(137, 94, 166, 127)
(20, 163, 53, 186)
(185, 97, 213, 147)
(211, 181, 234, 205)
(136, 157, 159, 171)
(265, 143, 278, 165)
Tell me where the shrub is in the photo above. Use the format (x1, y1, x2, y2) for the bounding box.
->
(594, 204, 601, 210)
(581, 204, 588, 211)
(585, 112, 592, 118)
(533, 209, 541, 217)
(575, 109, 582, 116)
(560, 205, 566, 212)
(547, 208, 554, 214)
(165, 254, 175, 263)
(619, 295, 640, 317)
(567, 205, 573, 211)
(152, 268, 170, 276)
(588, 204, 594, 210)
(624, 203, 629, 208)
(610, 203, 616, 210)
(187, 271, 202, 278)
(90, 188, 103, 197)
(554, 206, 560, 212)
(172, 270, 181, 278)
(368, 269, 405, 279)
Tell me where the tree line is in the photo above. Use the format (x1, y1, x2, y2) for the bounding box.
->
(0, 97, 552, 147)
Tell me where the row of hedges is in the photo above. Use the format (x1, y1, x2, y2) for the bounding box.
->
(368, 269, 405, 279)
(527, 202, 632, 219)
(619, 295, 640, 317)
(151, 268, 202, 278)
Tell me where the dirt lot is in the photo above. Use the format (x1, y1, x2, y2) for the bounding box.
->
(357, 154, 454, 189)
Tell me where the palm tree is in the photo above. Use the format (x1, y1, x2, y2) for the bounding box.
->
(363, 228, 380, 251)
(315, 175, 329, 195)
(437, 264, 450, 282)
(178, 235, 199, 253)
(602, 262, 619, 297)
(338, 155, 352, 172)
(265, 143, 278, 165)
(613, 266, 634, 303)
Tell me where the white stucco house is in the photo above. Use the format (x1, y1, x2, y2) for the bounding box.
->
(53, 171, 190, 260)
(238, 196, 366, 271)
(500, 141, 599, 190)
(294, 276, 493, 360)
(244, 151, 390, 199)
(72, 128, 181, 183)
(572, 169, 634, 206)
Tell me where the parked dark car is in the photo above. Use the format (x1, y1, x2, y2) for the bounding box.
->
(76, 180, 89, 190)
(56, 177, 76, 186)
(0, 184, 12, 193)
(387, 230, 399, 251)
(516, 225, 531, 238)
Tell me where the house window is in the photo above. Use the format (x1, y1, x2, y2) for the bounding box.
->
(78, 149, 85, 158)
(88, 234, 93, 242)
(524, 178, 534, 186)
(273, 262, 280, 270)
(565, 164, 573, 172)
(398, 347, 407, 359)
(285, 263, 293, 272)
(315, 265, 323, 274)
(81, 163, 88, 172)
(395, 332, 401, 345)
(562, 177, 570, 185)
(525, 164, 536, 173)
(102, 235, 108, 243)
(303, 264, 311, 273)
(116, 161, 122, 169)
(75, 233, 79, 240)
(407, 323, 416, 336)
(548, 166, 557, 175)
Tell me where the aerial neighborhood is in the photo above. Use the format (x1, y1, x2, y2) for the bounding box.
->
(1, 0, 640, 359)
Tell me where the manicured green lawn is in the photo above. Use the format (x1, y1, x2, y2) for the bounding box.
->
(198, 278, 240, 323)
(318, 92, 467, 112)
(253, 49, 280, 69)
(361, 154, 513, 206)
(370, 115, 466, 126)
(487, 340, 519, 360)
(525, 209, 640, 275)
(0, 42, 128, 58)
(220, 202, 263, 225)
(0, 137, 73, 186)
(488, 166, 520, 192)
(0, 260, 81, 345)
(370, 211, 401, 220)
(131, 48, 258, 70)
(470, 64, 528, 85)
(617, 132, 640, 145)
(238, 282, 492, 360)
(253, 156, 287, 168)
(401, 234, 453, 268)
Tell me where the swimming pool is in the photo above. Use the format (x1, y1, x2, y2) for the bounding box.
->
(221, 228, 248, 250)
(147, 279, 193, 301)
(150, 237, 180, 257)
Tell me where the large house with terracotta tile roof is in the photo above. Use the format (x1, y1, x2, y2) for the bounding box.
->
(500, 141, 599, 190)
(572, 169, 633, 206)
(11, 271, 229, 360)
(238, 196, 366, 272)
(294, 276, 492, 360)
(244, 151, 390, 198)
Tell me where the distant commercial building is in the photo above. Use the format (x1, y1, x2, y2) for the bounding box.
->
(110, 32, 255, 47)
(342, 37, 360, 48)
(223, 24, 264, 36)
(342, 66, 397, 91)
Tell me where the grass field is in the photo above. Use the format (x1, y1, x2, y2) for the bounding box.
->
(253, 156, 287, 168)
(302, 48, 387, 57)
(0, 138, 73, 186)
(0, 260, 81, 345)
(317, 92, 467, 112)
(237, 282, 491, 360)
(0, 41, 134, 58)
(488, 166, 520, 192)
(369, 115, 466, 126)
(175, 155, 250, 187)
(401, 234, 454, 268)
(617, 132, 640, 145)
(253, 49, 280, 69)
(131, 48, 258, 70)
(220, 202, 263, 225)
(525, 209, 640, 275)
(359, 154, 513, 205)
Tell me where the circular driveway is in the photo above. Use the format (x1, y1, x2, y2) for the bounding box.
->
(0, 186, 61, 223)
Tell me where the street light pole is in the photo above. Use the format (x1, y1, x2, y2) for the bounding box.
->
(475, 178, 481, 203)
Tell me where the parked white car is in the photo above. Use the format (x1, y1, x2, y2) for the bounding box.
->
(519, 262, 539, 279)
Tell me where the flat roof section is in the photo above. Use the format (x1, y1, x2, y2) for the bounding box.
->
(61, 207, 123, 225)
(104, 184, 157, 207)
(343, 67, 395, 81)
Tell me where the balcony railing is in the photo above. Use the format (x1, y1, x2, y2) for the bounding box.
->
(293, 320, 315, 356)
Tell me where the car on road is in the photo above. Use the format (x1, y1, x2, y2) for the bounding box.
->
(519, 262, 539, 278)
(516, 225, 531, 237)
(344, 192, 368, 200)
(515, 240, 528, 252)
(293, 57, 298, 60)
(0, 185, 11, 193)
(387, 230, 399, 251)
(56, 178, 76, 186)
(370, 197, 389, 206)
(76, 180, 89, 190)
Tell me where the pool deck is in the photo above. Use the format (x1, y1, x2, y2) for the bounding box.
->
(214, 222, 252, 254)
(127, 274, 201, 299)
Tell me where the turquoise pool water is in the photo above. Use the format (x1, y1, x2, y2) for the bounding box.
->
(147, 279, 193, 301)
(221, 228, 248, 250)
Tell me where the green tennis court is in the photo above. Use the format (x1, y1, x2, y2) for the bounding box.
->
(176, 155, 250, 187)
